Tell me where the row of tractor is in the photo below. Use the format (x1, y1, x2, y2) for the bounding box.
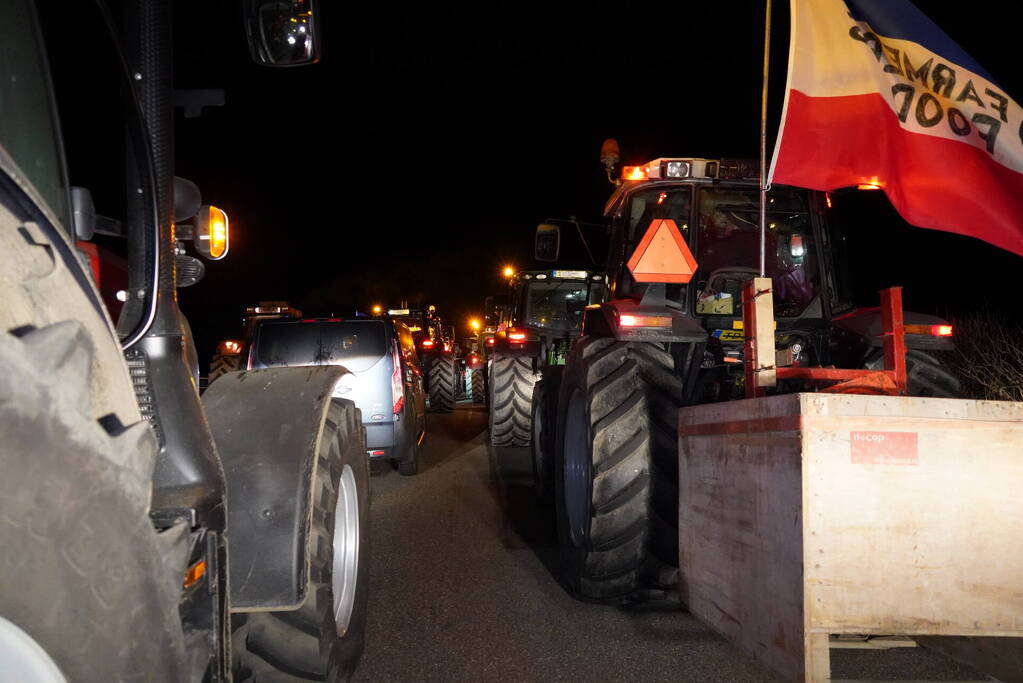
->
(474, 144, 1023, 681)
(480, 142, 962, 604)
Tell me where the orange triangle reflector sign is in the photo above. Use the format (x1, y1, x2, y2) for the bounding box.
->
(626, 219, 698, 283)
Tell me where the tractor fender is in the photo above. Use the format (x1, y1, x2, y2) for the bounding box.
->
(201, 365, 354, 610)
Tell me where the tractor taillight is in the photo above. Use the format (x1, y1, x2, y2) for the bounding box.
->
(507, 328, 527, 343)
(466, 352, 482, 369)
(619, 314, 672, 328)
(485, 337, 496, 347)
(391, 342, 404, 414)
(905, 324, 953, 337)
(217, 339, 242, 355)
(421, 339, 435, 349)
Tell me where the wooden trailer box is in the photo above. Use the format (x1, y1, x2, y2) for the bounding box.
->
(677, 393, 1023, 682)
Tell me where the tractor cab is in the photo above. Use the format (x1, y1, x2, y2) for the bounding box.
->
(599, 154, 957, 400)
(603, 157, 843, 326)
(494, 269, 606, 366)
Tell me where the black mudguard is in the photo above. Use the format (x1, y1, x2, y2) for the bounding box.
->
(201, 366, 349, 610)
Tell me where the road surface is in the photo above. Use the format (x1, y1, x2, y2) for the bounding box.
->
(353, 404, 984, 682)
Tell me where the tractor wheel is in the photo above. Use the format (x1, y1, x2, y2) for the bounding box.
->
(0, 323, 188, 680)
(427, 356, 456, 413)
(863, 348, 961, 397)
(489, 353, 535, 447)
(530, 367, 562, 502)
(209, 352, 241, 383)
(233, 400, 369, 682)
(554, 337, 683, 602)
(470, 368, 486, 403)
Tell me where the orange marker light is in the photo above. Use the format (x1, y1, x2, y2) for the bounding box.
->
(503, 266, 515, 277)
(469, 319, 481, 331)
(622, 166, 648, 181)
(184, 559, 206, 589)
(195, 205, 230, 260)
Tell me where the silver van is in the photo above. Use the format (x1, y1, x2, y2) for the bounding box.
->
(249, 317, 427, 474)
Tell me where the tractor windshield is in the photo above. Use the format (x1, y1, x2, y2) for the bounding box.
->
(695, 187, 819, 318)
(523, 280, 603, 332)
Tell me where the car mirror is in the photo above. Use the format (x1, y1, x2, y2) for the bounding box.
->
(535, 223, 560, 262)
(244, 0, 321, 67)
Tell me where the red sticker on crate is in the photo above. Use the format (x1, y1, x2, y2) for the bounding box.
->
(850, 431, 918, 465)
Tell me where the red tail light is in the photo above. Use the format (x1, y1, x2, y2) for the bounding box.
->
(619, 314, 672, 328)
(905, 323, 953, 337)
(466, 352, 481, 369)
(485, 337, 496, 347)
(391, 341, 404, 414)
(421, 339, 435, 349)
(507, 328, 527, 343)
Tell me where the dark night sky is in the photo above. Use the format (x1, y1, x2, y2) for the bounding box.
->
(172, 2, 1023, 363)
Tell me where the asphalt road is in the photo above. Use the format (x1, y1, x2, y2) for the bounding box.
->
(353, 403, 986, 682)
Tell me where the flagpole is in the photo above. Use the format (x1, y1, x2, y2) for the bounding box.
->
(760, 0, 772, 277)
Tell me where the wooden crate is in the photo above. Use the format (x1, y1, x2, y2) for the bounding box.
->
(677, 393, 1023, 682)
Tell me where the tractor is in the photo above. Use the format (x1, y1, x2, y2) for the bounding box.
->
(207, 300, 301, 384)
(540, 145, 959, 603)
(389, 304, 458, 413)
(487, 269, 606, 498)
(0, 1, 369, 680)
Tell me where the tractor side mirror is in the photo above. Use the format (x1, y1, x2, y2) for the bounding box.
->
(535, 223, 560, 262)
(244, 0, 322, 67)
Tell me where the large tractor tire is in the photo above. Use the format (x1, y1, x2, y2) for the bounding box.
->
(530, 366, 562, 502)
(427, 355, 457, 413)
(863, 348, 961, 397)
(233, 400, 370, 682)
(554, 337, 683, 602)
(209, 352, 241, 383)
(470, 367, 486, 403)
(489, 353, 535, 447)
(0, 323, 188, 681)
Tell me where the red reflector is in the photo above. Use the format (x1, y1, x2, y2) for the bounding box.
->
(370, 450, 386, 456)
(619, 314, 673, 328)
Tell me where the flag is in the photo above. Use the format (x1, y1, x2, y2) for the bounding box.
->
(769, 0, 1023, 257)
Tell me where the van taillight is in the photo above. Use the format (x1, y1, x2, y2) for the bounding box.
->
(391, 341, 404, 414)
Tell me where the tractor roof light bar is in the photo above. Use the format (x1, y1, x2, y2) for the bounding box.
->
(743, 280, 908, 397)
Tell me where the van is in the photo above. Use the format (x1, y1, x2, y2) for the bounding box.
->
(250, 317, 427, 474)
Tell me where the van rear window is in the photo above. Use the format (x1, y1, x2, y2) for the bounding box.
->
(255, 321, 386, 368)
